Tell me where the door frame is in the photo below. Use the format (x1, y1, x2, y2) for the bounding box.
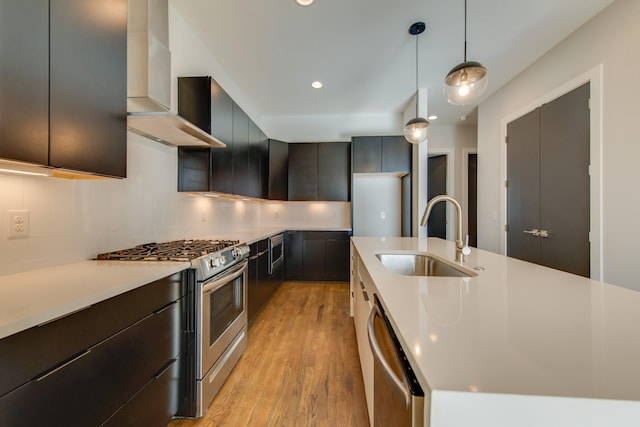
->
(499, 64, 603, 280)
(427, 148, 455, 241)
(462, 148, 478, 243)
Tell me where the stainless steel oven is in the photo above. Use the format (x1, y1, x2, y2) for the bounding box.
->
(197, 257, 248, 417)
(269, 233, 284, 275)
(97, 239, 250, 419)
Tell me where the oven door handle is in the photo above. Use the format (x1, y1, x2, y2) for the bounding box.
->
(202, 260, 247, 294)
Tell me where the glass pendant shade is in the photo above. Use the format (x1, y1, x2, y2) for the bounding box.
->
(404, 22, 429, 145)
(403, 117, 429, 144)
(444, 60, 488, 105)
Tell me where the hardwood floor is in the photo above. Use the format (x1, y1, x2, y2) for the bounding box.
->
(169, 281, 369, 427)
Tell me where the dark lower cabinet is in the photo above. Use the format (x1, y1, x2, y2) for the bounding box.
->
(248, 239, 278, 323)
(325, 238, 351, 281)
(285, 231, 304, 281)
(102, 356, 181, 427)
(285, 231, 351, 281)
(0, 270, 193, 427)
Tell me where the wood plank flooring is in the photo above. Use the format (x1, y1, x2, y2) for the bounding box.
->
(169, 281, 369, 427)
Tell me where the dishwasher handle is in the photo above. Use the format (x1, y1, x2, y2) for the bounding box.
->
(367, 303, 411, 409)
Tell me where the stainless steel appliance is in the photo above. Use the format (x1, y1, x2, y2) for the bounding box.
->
(97, 239, 250, 418)
(268, 233, 284, 275)
(368, 294, 424, 427)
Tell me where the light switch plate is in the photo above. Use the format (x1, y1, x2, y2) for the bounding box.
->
(7, 209, 29, 239)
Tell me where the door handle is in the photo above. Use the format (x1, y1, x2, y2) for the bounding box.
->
(523, 229, 540, 236)
(539, 229, 549, 238)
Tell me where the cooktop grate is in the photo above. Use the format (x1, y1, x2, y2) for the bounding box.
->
(96, 239, 240, 262)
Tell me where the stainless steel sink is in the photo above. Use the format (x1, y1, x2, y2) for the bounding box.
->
(375, 253, 475, 277)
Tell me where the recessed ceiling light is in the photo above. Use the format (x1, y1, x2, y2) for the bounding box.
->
(311, 81, 323, 89)
(428, 115, 438, 120)
(296, 0, 314, 6)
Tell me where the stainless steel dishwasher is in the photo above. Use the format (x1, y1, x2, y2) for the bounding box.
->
(368, 294, 424, 427)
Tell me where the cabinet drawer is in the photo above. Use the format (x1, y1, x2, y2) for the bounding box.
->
(0, 270, 188, 397)
(102, 356, 182, 427)
(0, 300, 182, 427)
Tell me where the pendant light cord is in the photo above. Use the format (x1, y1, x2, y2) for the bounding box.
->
(463, 0, 467, 62)
(415, 32, 419, 116)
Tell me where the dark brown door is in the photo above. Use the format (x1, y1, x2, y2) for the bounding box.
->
(507, 83, 590, 277)
(427, 154, 447, 239)
(468, 153, 478, 247)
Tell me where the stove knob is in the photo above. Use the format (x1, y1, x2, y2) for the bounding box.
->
(209, 258, 217, 268)
(219, 256, 226, 265)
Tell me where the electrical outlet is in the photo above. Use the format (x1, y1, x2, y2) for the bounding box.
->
(7, 210, 29, 239)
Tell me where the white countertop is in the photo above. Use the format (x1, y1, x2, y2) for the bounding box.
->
(0, 227, 352, 341)
(0, 260, 189, 340)
(352, 237, 640, 421)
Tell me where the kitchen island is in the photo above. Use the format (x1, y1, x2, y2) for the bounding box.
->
(351, 236, 640, 426)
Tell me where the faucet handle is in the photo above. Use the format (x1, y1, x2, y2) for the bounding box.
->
(462, 235, 471, 256)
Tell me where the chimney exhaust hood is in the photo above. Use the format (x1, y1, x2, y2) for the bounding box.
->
(127, 0, 224, 148)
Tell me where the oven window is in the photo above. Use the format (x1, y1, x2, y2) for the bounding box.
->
(209, 275, 244, 346)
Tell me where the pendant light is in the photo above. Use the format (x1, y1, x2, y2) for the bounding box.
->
(404, 22, 429, 145)
(444, 0, 488, 105)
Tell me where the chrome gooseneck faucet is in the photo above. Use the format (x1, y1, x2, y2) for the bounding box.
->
(420, 195, 470, 263)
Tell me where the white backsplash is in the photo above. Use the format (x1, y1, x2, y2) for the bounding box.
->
(0, 133, 351, 276)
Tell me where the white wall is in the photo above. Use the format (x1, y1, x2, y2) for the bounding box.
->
(0, 132, 350, 277)
(477, 0, 640, 290)
(412, 124, 477, 239)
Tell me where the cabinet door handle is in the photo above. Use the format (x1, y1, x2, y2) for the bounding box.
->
(362, 290, 369, 302)
(539, 229, 549, 238)
(36, 349, 91, 382)
(523, 229, 540, 236)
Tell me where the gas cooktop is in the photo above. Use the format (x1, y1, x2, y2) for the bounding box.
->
(96, 239, 240, 262)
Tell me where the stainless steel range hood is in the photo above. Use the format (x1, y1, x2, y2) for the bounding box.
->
(127, 0, 224, 147)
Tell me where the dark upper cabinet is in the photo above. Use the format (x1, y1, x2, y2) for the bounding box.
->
(178, 76, 276, 198)
(381, 135, 412, 173)
(177, 77, 212, 134)
(259, 130, 269, 198)
(178, 76, 233, 194)
(177, 76, 233, 144)
(0, 0, 127, 178)
(232, 103, 249, 196)
(0, 0, 49, 166)
(177, 148, 211, 192)
(288, 143, 318, 201)
(352, 135, 411, 174)
(288, 142, 351, 201)
(247, 120, 262, 198)
(268, 139, 288, 201)
(352, 136, 381, 173)
(49, 0, 127, 178)
(318, 142, 351, 201)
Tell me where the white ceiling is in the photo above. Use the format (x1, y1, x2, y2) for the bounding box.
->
(171, 0, 615, 141)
